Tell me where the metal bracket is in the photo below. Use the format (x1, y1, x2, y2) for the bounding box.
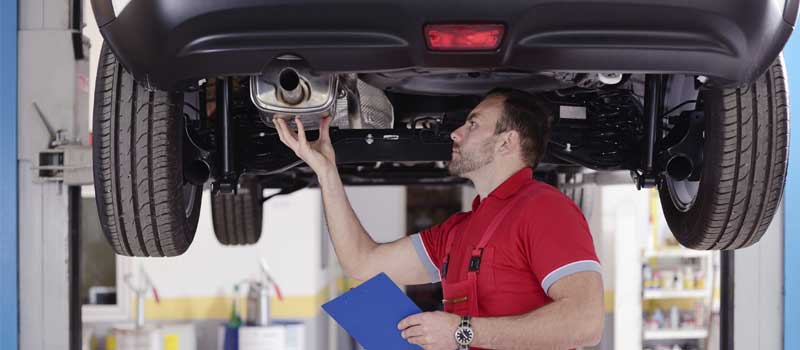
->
(31, 102, 92, 185)
(34, 145, 92, 185)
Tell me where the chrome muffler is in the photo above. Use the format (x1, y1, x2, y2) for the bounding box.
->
(251, 57, 393, 130)
(250, 57, 338, 130)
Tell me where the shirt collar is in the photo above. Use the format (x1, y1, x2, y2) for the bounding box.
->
(471, 167, 534, 211)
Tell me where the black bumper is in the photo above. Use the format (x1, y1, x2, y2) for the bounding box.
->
(92, 0, 798, 90)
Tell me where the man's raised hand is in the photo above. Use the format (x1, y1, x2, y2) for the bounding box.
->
(273, 115, 337, 175)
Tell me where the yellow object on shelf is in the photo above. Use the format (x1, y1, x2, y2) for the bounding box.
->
(163, 334, 179, 350)
(106, 336, 116, 350)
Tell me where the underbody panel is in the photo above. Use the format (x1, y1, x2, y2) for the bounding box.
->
(92, 0, 797, 91)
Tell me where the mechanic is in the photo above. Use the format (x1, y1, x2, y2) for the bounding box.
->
(273, 88, 604, 350)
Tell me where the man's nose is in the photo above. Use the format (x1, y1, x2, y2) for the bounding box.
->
(450, 126, 462, 143)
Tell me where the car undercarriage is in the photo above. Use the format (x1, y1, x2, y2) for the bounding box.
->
(181, 71, 700, 190)
(89, 0, 794, 256)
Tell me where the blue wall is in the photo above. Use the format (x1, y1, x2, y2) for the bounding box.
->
(785, 31, 799, 350)
(0, 0, 17, 349)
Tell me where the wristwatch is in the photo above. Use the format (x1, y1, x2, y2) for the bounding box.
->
(454, 316, 474, 349)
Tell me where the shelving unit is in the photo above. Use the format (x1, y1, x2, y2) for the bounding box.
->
(643, 250, 712, 259)
(643, 290, 709, 300)
(643, 329, 709, 341)
(640, 190, 719, 350)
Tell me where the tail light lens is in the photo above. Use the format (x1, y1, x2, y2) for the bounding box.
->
(424, 24, 505, 51)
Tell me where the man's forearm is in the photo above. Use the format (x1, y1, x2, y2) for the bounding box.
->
(317, 168, 379, 279)
(470, 298, 604, 350)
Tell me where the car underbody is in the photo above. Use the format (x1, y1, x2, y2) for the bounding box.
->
(179, 72, 699, 191)
(89, 0, 796, 256)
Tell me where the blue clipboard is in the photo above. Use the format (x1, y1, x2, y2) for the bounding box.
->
(322, 273, 423, 350)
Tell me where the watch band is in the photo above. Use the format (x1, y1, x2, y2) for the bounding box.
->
(456, 316, 473, 350)
(461, 316, 472, 328)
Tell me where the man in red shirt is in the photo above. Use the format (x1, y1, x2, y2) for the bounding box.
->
(274, 88, 604, 350)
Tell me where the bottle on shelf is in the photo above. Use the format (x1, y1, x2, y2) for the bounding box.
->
(675, 270, 684, 291)
(684, 266, 696, 290)
(670, 306, 680, 329)
(695, 269, 706, 290)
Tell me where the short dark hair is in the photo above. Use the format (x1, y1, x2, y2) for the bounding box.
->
(484, 87, 555, 168)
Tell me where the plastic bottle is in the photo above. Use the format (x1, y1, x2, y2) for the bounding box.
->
(653, 271, 661, 289)
(653, 308, 665, 329)
(675, 270, 684, 291)
(643, 265, 653, 289)
(684, 266, 695, 290)
(670, 306, 680, 329)
(694, 301, 705, 328)
(228, 285, 242, 328)
(696, 269, 706, 290)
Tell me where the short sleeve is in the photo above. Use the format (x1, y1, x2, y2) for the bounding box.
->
(414, 212, 470, 281)
(523, 191, 601, 296)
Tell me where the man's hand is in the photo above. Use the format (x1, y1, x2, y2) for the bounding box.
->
(273, 115, 336, 175)
(398, 311, 461, 350)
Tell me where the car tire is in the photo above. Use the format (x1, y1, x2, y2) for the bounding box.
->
(92, 44, 203, 257)
(211, 177, 264, 245)
(659, 57, 789, 250)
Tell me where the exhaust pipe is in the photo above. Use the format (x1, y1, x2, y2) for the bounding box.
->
(277, 68, 306, 105)
(250, 58, 337, 129)
(250, 56, 393, 131)
(666, 155, 693, 181)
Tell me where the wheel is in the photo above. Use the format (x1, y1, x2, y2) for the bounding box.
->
(92, 43, 203, 257)
(659, 57, 789, 250)
(211, 177, 264, 245)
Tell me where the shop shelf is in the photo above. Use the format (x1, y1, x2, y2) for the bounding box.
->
(643, 289, 709, 299)
(644, 249, 712, 259)
(643, 329, 708, 340)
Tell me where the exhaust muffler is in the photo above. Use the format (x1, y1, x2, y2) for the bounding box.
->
(250, 56, 393, 130)
(250, 57, 338, 130)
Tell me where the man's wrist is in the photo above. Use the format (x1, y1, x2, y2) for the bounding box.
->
(468, 317, 486, 348)
(455, 316, 475, 349)
(317, 166, 340, 187)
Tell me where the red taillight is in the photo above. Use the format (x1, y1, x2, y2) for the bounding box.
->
(424, 24, 505, 51)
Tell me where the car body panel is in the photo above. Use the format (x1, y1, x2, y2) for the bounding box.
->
(91, 0, 797, 91)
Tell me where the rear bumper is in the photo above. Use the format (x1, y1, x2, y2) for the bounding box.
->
(92, 0, 797, 90)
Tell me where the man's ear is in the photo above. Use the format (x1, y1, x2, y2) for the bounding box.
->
(497, 130, 518, 155)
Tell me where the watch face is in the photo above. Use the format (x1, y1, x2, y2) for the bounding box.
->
(455, 326, 474, 346)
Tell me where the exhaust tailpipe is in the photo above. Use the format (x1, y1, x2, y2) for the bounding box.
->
(250, 58, 337, 130)
(277, 68, 306, 105)
(250, 56, 393, 131)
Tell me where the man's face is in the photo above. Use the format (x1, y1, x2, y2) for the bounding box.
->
(448, 95, 504, 177)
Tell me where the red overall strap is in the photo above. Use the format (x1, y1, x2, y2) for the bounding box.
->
(442, 187, 534, 278)
(467, 190, 531, 272)
(476, 191, 528, 250)
(464, 189, 533, 317)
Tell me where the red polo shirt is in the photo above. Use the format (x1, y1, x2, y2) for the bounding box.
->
(410, 167, 601, 317)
